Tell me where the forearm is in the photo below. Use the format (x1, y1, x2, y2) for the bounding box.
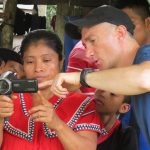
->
(86, 62, 150, 95)
(0, 119, 4, 147)
(55, 120, 97, 150)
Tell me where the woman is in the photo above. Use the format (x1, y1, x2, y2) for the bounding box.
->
(0, 30, 104, 150)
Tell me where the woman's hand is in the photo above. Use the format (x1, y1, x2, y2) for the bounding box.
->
(0, 94, 17, 122)
(29, 91, 62, 130)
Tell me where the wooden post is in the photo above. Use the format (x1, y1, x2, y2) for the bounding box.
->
(55, 2, 73, 46)
(1, 0, 17, 48)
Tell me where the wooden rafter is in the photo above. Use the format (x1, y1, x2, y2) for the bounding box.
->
(17, 0, 110, 7)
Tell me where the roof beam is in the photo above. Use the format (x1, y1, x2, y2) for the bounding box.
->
(17, 0, 110, 7)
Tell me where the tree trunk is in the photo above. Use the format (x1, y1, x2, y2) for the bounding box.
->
(1, 0, 17, 48)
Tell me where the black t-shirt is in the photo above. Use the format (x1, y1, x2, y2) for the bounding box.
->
(97, 124, 138, 150)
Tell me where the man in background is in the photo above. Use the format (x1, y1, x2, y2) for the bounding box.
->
(114, 1, 150, 149)
(48, 5, 150, 147)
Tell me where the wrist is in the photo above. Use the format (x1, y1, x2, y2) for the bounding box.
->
(74, 72, 80, 86)
(0, 118, 4, 125)
(80, 68, 95, 87)
(54, 119, 66, 133)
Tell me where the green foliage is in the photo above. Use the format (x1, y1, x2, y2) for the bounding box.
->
(46, 5, 57, 31)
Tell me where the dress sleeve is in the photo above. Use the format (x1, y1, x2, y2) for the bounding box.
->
(73, 99, 107, 136)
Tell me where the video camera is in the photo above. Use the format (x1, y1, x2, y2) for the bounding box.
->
(0, 71, 38, 95)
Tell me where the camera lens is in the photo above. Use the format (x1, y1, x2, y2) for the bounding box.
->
(0, 79, 10, 94)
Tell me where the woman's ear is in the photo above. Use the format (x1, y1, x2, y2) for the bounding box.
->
(118, 103, 130, 114)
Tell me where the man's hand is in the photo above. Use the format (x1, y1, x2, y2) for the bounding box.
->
(38, 72, 81, 98)
(51, 72, 81, 97)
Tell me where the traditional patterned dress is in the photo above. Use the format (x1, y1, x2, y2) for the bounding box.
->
(2, 92, 106, 150)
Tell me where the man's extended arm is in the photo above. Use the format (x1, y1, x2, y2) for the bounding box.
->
(86, 61, 150, 95)
(47, 61, 150, 97)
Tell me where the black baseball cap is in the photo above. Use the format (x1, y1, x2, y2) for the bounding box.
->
(65, 5, 135, 39)
(0, 48, 22, 64)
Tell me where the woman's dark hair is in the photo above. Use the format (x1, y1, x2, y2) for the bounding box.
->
(20, 29, 63, 61)
(0, 56, 3, 66)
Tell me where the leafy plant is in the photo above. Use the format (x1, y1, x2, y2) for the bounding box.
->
(46, 5, 57, 31)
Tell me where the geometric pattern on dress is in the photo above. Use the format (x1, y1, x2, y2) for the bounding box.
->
(4, 94, 104, 140)
(4, 117, 34, 141)
(44, 97, 104, 138)
(74, 123, 107, 135)
(4, 94, 64, 141)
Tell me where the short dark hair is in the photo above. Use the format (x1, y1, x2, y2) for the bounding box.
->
(20, 29, 63, 61)
(123, 96, 131, 104)
(0, 56, 3, 66)
(0, 48, 22, 64)
(114, 0, 150, 20)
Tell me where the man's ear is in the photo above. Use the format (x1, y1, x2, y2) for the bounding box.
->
(118, 103, 130, 114)
(116, 25, 128, 40)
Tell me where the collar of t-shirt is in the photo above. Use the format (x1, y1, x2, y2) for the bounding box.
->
(97, 119, 120, 144)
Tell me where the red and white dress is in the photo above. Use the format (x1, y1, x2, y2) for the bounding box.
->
(2, 92, 106, 150)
